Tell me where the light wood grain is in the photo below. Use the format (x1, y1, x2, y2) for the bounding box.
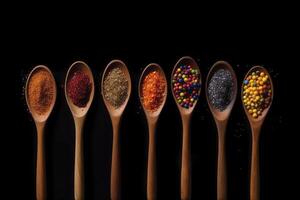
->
(180, 113, 191, 200)
(36, 121, 46, 200)
(74, 117, 85, 200)
(147, 120, 157, 200)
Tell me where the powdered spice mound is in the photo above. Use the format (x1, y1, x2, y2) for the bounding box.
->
(28, 69, 55, 115)
(67, 71, 92, 107)
(141, 71, 166, 112)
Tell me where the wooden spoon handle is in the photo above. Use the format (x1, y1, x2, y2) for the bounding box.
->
(250, 126, 261, 200)
(216, 121, 228, 200)
(111, 119, 121, 200)
(36, 122, 46, 200)
(147, 122, 157, 200)
(181, 115, 191, 200)
(74, 117, 84, 200)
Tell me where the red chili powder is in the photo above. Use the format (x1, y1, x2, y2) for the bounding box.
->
(141, 71, 166, 111)
(67, 71, 91, 107)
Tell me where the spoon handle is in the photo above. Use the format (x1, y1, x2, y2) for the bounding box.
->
(216, 121, 228, 200)
(36, 122, 46, 200)
(111, 118, 121, 200)
(147, 121, 157, 200)
(250, 126, 261, 200)
(74, 117, 85, 200)
(181, 114, 191, 200)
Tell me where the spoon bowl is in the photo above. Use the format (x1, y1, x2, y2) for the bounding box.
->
(101, 60, 132, 117)
(65, 61, 95, 118)
(242, 66, 274, 125)
(25, 65, 57, 122)
(206, 61, 237, 121)
(171, 56, 202, 115)
(139, 63, 167, 119)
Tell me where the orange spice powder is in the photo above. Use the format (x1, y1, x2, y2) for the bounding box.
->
(141, 71, 166, 111)
(28, 69, 55, 115)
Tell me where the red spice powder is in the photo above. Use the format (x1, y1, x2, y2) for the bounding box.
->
(67, 71, 91, 107)
(141, 71, 166, 111)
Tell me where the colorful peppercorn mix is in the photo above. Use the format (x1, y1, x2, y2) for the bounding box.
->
(103, 67, 129, 108)
(172, 65, 201, 108)
(242, 69, 272, 118)
(141, 70, 166, 112)
(67, 70, 92, 107)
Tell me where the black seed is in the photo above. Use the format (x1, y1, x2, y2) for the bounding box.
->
(208, 69, 234, 111)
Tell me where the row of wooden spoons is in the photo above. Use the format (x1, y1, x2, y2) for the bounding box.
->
(25, 57, 273, 200)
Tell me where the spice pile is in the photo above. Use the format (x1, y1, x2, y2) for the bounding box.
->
(141, 70, 166, 112)
(103, 67, 129, 108)
(67, 70, 92, 107)
(208, 69, 234, 111)
(28, 68, 55, 115)
(172, 65, 201, 108)
(242, 70, 272, 118)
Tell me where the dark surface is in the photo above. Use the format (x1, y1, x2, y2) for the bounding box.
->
(12, 38, 291, 200)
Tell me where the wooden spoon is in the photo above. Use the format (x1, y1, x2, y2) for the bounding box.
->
(25, 65, 57, 200)
(205, 61, 237, 200)
(171, 56, 202, 200)
(242, 66, 273, 200)
(101, 60, 132, 200)
(138, 63, 167, 200)
(65, 61, 95, 200)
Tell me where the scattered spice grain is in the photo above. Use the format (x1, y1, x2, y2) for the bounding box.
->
(141, 70, 166, 111)
(103, 67, 129, 108)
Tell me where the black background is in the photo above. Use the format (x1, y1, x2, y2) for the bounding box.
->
(12, 39, 292, 200)
(8, 10, 295, 199)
